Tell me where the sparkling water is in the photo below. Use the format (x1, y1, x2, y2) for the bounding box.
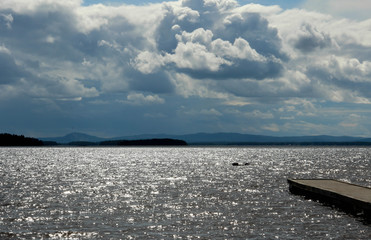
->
(1, 147, 370, 239)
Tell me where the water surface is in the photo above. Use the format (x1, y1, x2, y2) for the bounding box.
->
(0, 147, 370, 239)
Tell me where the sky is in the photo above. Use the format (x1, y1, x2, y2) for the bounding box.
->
(1, 0, 371, 138)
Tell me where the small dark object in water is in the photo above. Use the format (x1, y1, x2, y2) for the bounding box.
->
(232, 162, 250, 166)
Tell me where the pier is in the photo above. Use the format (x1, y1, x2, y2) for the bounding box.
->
(287, 179, 371, 221)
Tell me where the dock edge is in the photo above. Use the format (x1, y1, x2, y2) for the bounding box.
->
(287, 178, 371, 222)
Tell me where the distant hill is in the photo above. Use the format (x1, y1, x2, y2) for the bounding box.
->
(115, 132, 367, 145)
(40, 133, 187, 146)
(39, 132, 371, 145)
(40, 132, 106, 144)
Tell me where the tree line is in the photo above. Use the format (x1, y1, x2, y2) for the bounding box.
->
(0, 133, 187, 146)
(0, 133, 44, 146)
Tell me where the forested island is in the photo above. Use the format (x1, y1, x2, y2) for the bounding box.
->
(100, 139, 187, 146)
(66, 139, 188, 146)
(0, 133, 187, 146)
(0, 133, 44, 146)
(3, 132, 371, 146)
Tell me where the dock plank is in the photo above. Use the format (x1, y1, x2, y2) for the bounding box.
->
(288, 179, 371, 221)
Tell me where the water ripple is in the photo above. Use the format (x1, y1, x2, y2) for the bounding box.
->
(0, 147, 370, 239)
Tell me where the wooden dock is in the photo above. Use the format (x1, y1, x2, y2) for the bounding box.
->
(287, 179, 371, 221)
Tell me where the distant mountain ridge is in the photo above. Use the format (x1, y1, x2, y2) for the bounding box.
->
(41, 132, 106, 144)
(40, 132, 371, 145)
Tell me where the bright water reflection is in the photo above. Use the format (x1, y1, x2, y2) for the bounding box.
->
(0, 147, 370, 239)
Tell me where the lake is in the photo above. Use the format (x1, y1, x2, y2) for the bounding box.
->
(1, 147, 370, 239)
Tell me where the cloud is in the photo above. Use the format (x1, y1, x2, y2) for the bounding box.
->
(293, 23, 332, 52)
(151, 1, 287, 81)
(1, 0, 369, 100)
(233, 3, 282, 16)
(1, 0, 371, 136)
(302, 0, 371, 20)
(0, 46, 25, 84)
(0, 0, 287, 102)
(168, 40, 231, 72)
(0, 13, 13, 29)
(132, 51, 166, 74)
(126, 93, 165, 105)
(0, 0, 82, 14)
(245, 110, 274, 119)
(182, 107, 222, 117)
(262, 123, 279, 132)
(200, 108, 222, 116)
(305, 55, 371, 103)
(0, 44, 10, 55)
